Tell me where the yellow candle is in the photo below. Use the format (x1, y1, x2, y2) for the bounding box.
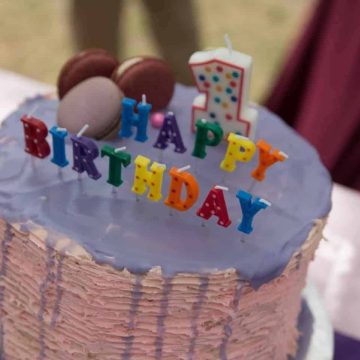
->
(132, 155, 166, 202)
(220, 133, 256, 172)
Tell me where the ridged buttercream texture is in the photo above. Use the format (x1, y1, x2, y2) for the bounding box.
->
(0, 219, 324, 359)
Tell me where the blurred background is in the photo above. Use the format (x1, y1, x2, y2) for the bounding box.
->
(0, 0, 314, 102)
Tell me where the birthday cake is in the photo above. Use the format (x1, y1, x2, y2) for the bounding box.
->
(0, 47, 331, 360)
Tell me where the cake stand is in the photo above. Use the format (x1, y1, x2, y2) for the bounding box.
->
(296, 281, 334, 360)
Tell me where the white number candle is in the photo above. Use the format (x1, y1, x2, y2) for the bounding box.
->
(189, 35, 258, 139)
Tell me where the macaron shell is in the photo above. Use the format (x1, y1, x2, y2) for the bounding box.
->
(112, 57, 175, 111)
(57, 77, 123, 140)
(57, 48, 119, 99)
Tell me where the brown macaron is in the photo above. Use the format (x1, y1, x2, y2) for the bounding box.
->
(57, 77, 123, 140)
(111, 56, 175, 112)
(57, 48, 119, 99)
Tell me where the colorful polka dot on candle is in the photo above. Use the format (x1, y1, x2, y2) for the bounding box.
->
(199, 74, 206, 81)
(230, 96, 237, 102)
(222, 102, 229, 109)
(216, 85, 223, 92)
(226, 73, 232, 80)
(216, 65, 223, 72)
(204, 81, 211, 88)
(205, 66, 211, 73)
(212, 75, 220, 82)
(226, 113, 233, 120)
(226, 87, 232, 94)
(232, 71, 240, 78)
(210, 112, 216, 119)
(230, 81, 236, 88)
(214, 96, 221, 104)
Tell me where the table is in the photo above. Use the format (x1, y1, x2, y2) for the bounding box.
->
(1, 68, 359, 356)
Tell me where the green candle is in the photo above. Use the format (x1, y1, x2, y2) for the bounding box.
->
(192, 119, 224, 159)
(101, 145, 131, 187)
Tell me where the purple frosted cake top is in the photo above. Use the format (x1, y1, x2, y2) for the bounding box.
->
(0, 85, 332, 287)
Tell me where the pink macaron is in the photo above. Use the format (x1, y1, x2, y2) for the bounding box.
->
(57, 76, 124, 140)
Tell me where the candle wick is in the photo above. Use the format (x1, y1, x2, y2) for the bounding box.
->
(214, 185, 229, 191)
(142, 94, 147, 105)
(115, 146, 127, 153)
(27, 105, 39, 118)
(259, 198, 272, 207)
(178, 165, 191, 173)
(279, 151, 289, 159)
(77, 124, 89, 138)
(224, 33, 233, 55)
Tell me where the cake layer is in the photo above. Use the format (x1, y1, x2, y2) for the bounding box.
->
(0, 218, 324, 360)
(0, 86, 332, 288)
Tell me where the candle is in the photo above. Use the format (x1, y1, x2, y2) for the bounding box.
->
(189, 35, 258, 139)
(49, 126, 69, 168)
(119, 95, 152, 143)
(192, 119, 223, 159)
(236, 190, 271, 234)
(153, 112, 186, 153)
(251, 139, 288, 181)
(21, 116, 51, 159)
(164, 165, 199, 211)
(220, 133, 256, 172)
(132, 155, 166, 202)
(70, 125, 102, 180)
(196, 185, 231, 227)
(101, 145, 131, 187)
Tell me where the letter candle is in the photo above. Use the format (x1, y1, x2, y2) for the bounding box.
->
(119, 94, 151, 142)
(132, 155, 166, 202)
(101, 145, 131, 193)
(197, 185, 231, 227)
(153, 111, 186, 162)
(71, 124, 102, 181)
(21, 115, 51, 160)
(251, 139, 288, 181)
(189, 34, 258, 139)
(236, 190, 271, 235)
(164, 165, 199, 216)
(50, 126, 69, 175)
(192, 119, 223, 159)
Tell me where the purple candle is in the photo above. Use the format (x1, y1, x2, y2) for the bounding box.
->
(70, 125, 101, 180)
(153, 112, 186, 153)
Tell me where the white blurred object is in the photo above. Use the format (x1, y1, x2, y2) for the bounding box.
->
(309, 184, 360, 340)
(302, 282, 334, 360)
(0, 69, 54, 122)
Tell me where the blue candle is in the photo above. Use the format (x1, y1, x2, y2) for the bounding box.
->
(236, 190, 270, 234)
(119, 95, 152, 142)
(49, 126, 69, 168)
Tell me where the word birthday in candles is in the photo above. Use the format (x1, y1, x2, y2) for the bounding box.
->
(21, 85, 287, 234)
(189, 35, 258, 139)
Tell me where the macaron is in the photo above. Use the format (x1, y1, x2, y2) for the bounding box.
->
(112, 56, 175, 112)
(57, 48, 119, 99)
(57, 77, 123, 140)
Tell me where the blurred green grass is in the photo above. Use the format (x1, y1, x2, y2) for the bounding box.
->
(0, 0, 314, 102)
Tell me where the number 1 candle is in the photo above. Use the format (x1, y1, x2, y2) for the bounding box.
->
(189, 35, 258, 139)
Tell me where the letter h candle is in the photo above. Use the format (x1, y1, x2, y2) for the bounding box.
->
(119, 95, 152, 142)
